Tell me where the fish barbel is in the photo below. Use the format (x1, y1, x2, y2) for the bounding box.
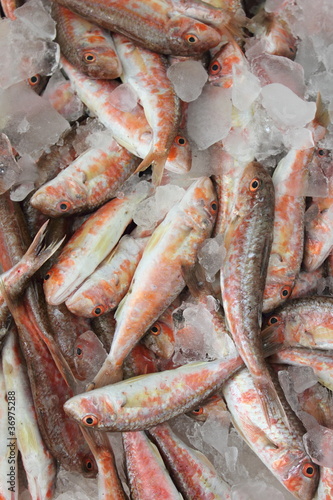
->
(52, 3, 122, 79)
(220, 160, 287, 426)
(53, 0, 222, 56)
(88, 177, 217, 388)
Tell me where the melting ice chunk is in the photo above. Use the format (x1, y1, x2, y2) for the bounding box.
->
(261, 83, 316, 128)
(187, 85, 232, 150)
(251, 54, 306, 98)
(0, 82, 70, 156)
(167, 60, 208, 103)
(232, 65, 261, 111)
(231, 480, 285, 500)
(198, 235, 224, 283)
(15, 0, 56, 39)
(288, 366, 318, 394)
(283, 128, 314, 150)
(109, 83, 138, 112)
(42, 71, 85, 122)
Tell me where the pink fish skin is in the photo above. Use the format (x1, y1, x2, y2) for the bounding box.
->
(123, 431, 181, 499)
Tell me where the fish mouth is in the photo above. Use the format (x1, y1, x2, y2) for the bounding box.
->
(45, 275, 86, 306)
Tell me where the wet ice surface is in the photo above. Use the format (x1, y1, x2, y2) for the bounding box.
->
(0, 82, 70, 156)
(231, 65, 261, 111)
(198, 235, 225, 283)
(304, 425, 333, 467)
(167, 60, 208, 102)
(186, 85, 232, 150)
(42, 71, 85, 122)
(0, 0, 58, 89)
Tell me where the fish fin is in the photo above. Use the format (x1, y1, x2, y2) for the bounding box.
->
(86, 358, 123, 391)
(24, 221, 65, 270)
(133, 150, 167, 186)
(314, 93, 330, 128)
(254, 376, 290, 429)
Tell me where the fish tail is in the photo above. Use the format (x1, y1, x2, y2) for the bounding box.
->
(23, 220, 65, 271)
(86, 358, 123, 391)
(134, 150, 167, 186)
(255, 376, 290, 429)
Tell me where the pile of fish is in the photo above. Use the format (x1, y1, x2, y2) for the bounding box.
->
(1, 0, 333, 498)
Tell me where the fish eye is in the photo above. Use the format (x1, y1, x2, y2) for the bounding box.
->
(280, 285, 292, 298)
(268, 315, 279, 326)
(174, 135, 187, 146)
(209, 61, 221, 75)
(92, 305, 105, 317)
(44, 272, 51, 281)
(76, 346, 83, 357)
(82, 414, 98, 426)
(185, 33, 198, 44)
(84, 458, 95, 472)
(249, 178, 261, 192)
(210, 201, 218, 213)
(83, 52, 96, 63)
(56, 200, 72, 213)
(28, 74, 40, 86)
(192, 407, 203, 415)
(149, 323, 161, 336)
(302, 462, 316, 478)
(316, 148, 329, 157)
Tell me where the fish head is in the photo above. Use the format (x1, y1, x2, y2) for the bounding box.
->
(81, 452, 98, 477)
(235, 161, 274, 215)
(66, 283, 111, 318)
(182, 176, 218, 230)
(74, 330, 107, 380)
(142, 320, 175, 359)
(261, 310, 287, 348)
(166, 132, 192, 174)
(44, 263, 83, 305)
(277, 451, 319, 500)
(167, 15, 221, 56)
(266, 18, 297, 59)
(263, 278, 295, 313)
(31, 176, 89, 217)
(78, 43, 122, 80)
(64, 390, 127, 430)
(208, 41, 243, 86)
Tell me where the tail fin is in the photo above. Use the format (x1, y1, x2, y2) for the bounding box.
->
(255, 376, 290, 429)
(86, 357, 123, 391)
(23, 220, 65, 272)
(134, 150, 168, 186)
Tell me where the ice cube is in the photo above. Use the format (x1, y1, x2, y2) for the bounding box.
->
(295, 37, 320, 81)
(10, 154, 38, 201)
(15, 0, 56, 39)
(133, 184, 185, 231)
(54, 469, 98, 500)
(42, 71, 84, 122)
(304, 424, 333, 467)
(0, 82, 70, 156)
(288, 366, 318, 393)
(167, 60, 208, 103)
(232, 65, 261, 111)
(231, 480, 285, 500)
(186, 85, 232, 150)
(109, 83, 139, 112)
(278, 369, 300, 414)
(308, 71, 333, 101)
(251, 54, 306, 98)
(197, 235, 224, 283)
(283, 128, 314, 150)
(264, 0, 286, 13)
(261, 83, 316, 128)
(200, 413, 231, 455)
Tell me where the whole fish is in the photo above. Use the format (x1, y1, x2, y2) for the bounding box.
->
(113, 34, 181, 184)
(61, 57, 192, 175)
(64, 356, 244, 431)
(2, 328, 57, 500)
(149, 423, 231, 500)
(222, 367, 319, 499)
(30, 138, 140, 217)
(123, 431, 182, 499)
(52, 3, 122, 79)
(88, 177, 217, 388)
(220, 160, 286, 426)
(66, 235, 148, 317)
(53, 0, 222, 56)
(43, 184, 149, 306)
(262, 297, 333, 351)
